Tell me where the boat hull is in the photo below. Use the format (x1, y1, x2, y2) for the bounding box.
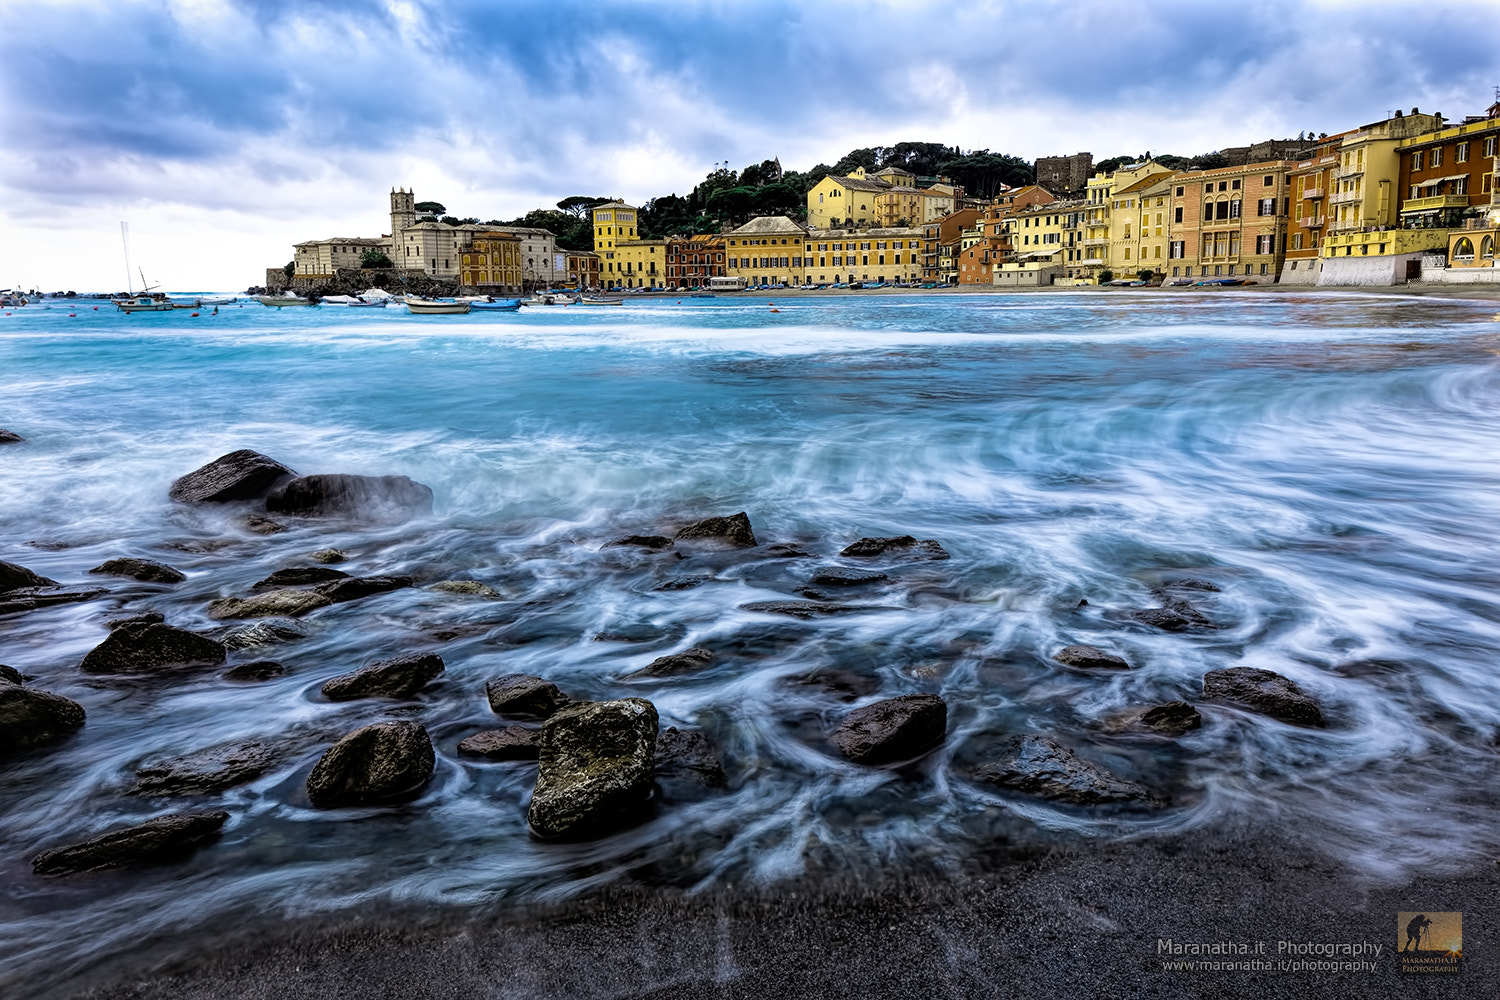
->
(406, 300, 472, 315)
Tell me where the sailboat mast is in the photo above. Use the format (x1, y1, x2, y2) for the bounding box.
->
(120, 222, 133, 294)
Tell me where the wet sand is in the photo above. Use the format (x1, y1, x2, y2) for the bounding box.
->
(52, 816, 1498, 999)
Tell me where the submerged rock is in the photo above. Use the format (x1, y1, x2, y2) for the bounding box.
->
(527, 698, 659, 840)
(305, 720, 435, 807)
(625, 647, 714, 679)
(1139, 701, 1203, 735)
(0, 681, 85, 756)
(131, 741, 278, 795)
(1131, 598, 1214, 632)
(1203, 667, 1326, 727)
(88, 558, 186, 584)
(831, 693, 947, 765)
(220, 618, 311, 650)
(486, 674, 570, 718)
(786, 669, 880, 702)
(79, 623, 226, 674)
(673, 512, 757, 547)
(207, 589, 333, 620)
(313, 575, 413, 603)
(251, 567, 348, 589)
(1, 559, 58, 591)
(739, 600, 886, 619)
(265, 473, 433, 524)
(221, 660, 286, 682)
(0, 429, 23, 444)
(809, 568, 888, 587)
(239, 515, 289, 535)
(309, 548, 348, 564)
(654, 726, 726, 799)
(106, 611, 165, 630)
(1053, 644, 1132, 670)
(0, 585, 108, 615)
(168, 450, 296, 504)
(975, 736, 1152, 804)
(321, 652, 444, 701)
(457, 726, 541, 760)
(427, 580, 500, 598)
(32, 810, 229, 876)
(603, 535, 674, 550)
(839, 535, 949, 560)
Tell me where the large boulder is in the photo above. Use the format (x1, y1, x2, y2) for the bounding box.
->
(486, 674, 570, 718)
(673, 512, 757, 547)
(0, 681, 85, 756)
(457, 726, 541, 760)
(88, 558, 186, 584)
(265, 474, 433, 524)
(975, 736, 1152, 804)
(527, 698, 659, 840)
(831, 693, 947, 765)
(1203, 667, 1326, 727)
(1052, 644, 1132, 670)
(839, 535, 949, 560)
(313, 575, 414, 603)
(168, 450, 296, 504)
(321, 652, 444, 701)
(32, 811, 229, 876)
(305, 721, 435, 807)
(132, 741, 278, 795)
(207, 589, 333, 620)
(1, 559, 56, 592)
(625, 647, 715, 679)
(79, 623, 226, 675)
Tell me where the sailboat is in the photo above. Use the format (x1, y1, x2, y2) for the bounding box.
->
(115, 223, 175, 312)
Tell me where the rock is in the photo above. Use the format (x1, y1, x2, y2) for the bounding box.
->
(839, 535, 949, 560)
(309, 548, 347, 564)
(107, 612, 165, 629)
(313, 575, 413, 603)
(305, 720, 434, 807)
(1164, 577, 1221, 592)
(222, 660, 285, 682)
(739, 600, 884, 619)
(32, 811, 229, 876)
(673, 512, 757, 547)
(0, 682, 85, 756)
(265, 474, 434, 524)
(526, 698, 659, 840)
(240, 514, 289, 535)
(654, 726, 726, 797)
(809, 568, 888, 587)
(79, 623, 226, 675)
(131, 741, 277, 795)
(1202, 667, 1326, 727)
(1, 559, 58, 591)
(763, 543, 811, 558)
(486, 674, 570, 718)
(625, 647, 714, 679)
(220, 618, 311, 649)
(321, 652, 444, 701)
(831, 694, 947, 765)
(427, 580, 500, 598)
(457, 726, 541, 760)
(252, 567, 348, 589)
(1052, 644, 1132, 671)
(654, 577, 709, 591)
(603, 535, 674, 550)
(207, 589, 333, 620)
(88, 558, 186, 584)
(1131, 598, 1213, 631)
(975, 736, 1152, 805)
(0, 428, 23, 444)
(1139, 701, 1203, 735)
(0, 585, 108, 616)
(168, 450, 296, 504)
(0, 664, 22, 685)
(786, 670, 880, 701)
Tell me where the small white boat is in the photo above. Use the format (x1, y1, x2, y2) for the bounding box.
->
(578, 296, 624, 306)
(406, 297, 471, 315)
(256, 293, 317, 307)
(116, 294, 176, 313)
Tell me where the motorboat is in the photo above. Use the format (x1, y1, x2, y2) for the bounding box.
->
(256, 293, 318, 307)
(116, 293, 176, 313)
(463, 296, 522, 311)
(578, 296, 624, 306)
(405, 297, 471, 315)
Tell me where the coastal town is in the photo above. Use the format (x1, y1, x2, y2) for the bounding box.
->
(269, 96, 1500, 298)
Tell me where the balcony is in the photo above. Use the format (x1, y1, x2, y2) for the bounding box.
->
(1302, 186, 1324, 200)
(1302, 215, 1326, 229)
(1328, 189, 1361, 205)
(1080, 236, 1110, 246)
(1400, 194, 1471, 213)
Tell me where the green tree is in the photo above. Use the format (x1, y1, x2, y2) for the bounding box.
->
(1098, 270, 1114, 284)
(557, 196, 611, 218)
(414, 201, 446, 215)
(936, 151, 1034, 198)
(360, 250, 394, 269)
(283, 261, 294, 279)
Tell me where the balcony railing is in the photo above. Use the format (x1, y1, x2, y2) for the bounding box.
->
(1302, 215, 1326, 228)
(1302, 187, 1324, 200)
(1400, 194, 1471, 213)
(1080, 236, 1110, 246)
(1328, 189, 1361, 204)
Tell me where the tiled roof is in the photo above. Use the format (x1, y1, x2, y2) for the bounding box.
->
(728, 215, 810, 236)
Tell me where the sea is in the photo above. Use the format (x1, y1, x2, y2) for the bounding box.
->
(3, 290, 1500, 986)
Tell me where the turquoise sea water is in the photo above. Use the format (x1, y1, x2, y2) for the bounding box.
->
(3, 291, 1500, 985)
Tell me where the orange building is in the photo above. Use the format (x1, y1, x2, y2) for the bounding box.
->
(458, 232, 523, 292)
(1166, 161, 1294, 281)
(1282, 135, 1346, 284)
(666, 235, 726, 289)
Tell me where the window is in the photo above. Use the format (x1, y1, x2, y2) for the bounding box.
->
(1174, 206, 1183, 223)
(1412, 151, 1423, 171)
(1431, 147, 1443, 167)
(1263, 175, 1274, 187)
(1175, 186, 1184, 197)
(1258, 198, 1276, 216)
(1457, 142, 1469, 163)
(1216, 201, 1230, 220)
(1485, 137, 1498, 157)
(1169, 241, 1184, 259)
(1231, 179, 1241, 190)
(1456, 176, 1468, 195)
(1230, 200, 1242, 218)
(1219, 181, 1228, 192)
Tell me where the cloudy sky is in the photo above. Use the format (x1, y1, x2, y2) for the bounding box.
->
(2, 0, 1498, 291)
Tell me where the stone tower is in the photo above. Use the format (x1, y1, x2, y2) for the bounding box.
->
(390, 187, 415, 241)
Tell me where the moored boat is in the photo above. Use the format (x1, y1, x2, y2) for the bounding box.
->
(255, 293, 318, 307)
(578, 296, 624, 306)
(464, 296, 522, 311)
(406, 297, 472, 315)
(116, 293, 176, 313)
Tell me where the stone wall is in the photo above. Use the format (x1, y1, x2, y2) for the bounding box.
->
(1317, 253, 1422, 286)
(1278, 258, 1322, 285)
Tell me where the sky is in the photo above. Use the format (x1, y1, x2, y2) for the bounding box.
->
(2, 0, 1499, 292)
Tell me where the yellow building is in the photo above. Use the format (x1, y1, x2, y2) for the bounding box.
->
(1117, 174, 1176, 278)
(458, 233, 523, 292)
(592, 200, 645, 288)
(1329, 110, 1443, 234)
(1077, 161, 1176, 281)
(806, 168, 895, 229)
(805, 226, 925, 284)
(725, 216, 811, 286)
(611, 238, 668, 289)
